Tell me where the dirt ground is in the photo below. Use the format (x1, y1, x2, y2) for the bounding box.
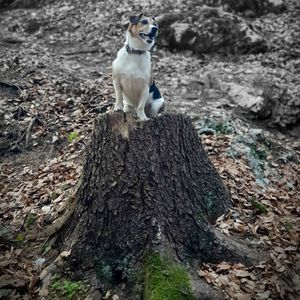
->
(0, 0, 299, 299)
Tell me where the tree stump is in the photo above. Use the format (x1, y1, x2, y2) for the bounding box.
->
(51, 112, 260, 299)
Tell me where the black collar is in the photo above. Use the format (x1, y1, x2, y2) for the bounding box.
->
(126, 44, 146, 55)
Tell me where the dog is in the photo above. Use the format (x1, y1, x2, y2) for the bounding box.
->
(112, 13, 164, 121)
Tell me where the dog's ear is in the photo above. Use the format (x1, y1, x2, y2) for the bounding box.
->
(129, 15, 140, 25)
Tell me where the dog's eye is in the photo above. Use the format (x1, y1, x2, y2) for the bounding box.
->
(141, 19, 148, 25)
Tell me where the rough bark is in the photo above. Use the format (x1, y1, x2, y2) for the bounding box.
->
(157, 7, 268, 55)
(50, 112, 261, 298)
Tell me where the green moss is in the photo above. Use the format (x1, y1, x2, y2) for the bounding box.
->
(204, 192, 215, 211)
(0, 226, 13, 242)
(115, 257, 136, 283)
(283, 219, 294, 232)
(50, 191, 59, 200)
(250, 197, 268, 214)
(15, 233, 25, 242)
(25, 213, 36, 229)
(67, 131, 78, 143)
(49, 275, 88, 300)
(249, 143, 268, 160)
(62, 183, 71, 191)
(144, 254, 194, 300)
(94, 259, 112, 280)
(41, 241, 52, 254)
(203, 118, 233, 135)
(0, 288, 12, 298)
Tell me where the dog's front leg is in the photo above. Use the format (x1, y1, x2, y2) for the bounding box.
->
(137, 86, 150, 121)
(113, 79, 124, 111)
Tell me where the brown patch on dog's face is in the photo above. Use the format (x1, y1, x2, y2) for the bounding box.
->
(128, 14, 158, 43)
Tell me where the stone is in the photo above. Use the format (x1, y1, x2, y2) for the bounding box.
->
(204, 0, 286, 16)
(158, 7, 268, 55)
(41, 205, 51, 214)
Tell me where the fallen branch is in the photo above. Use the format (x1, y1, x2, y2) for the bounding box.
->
(61, 48, 100, 56)
(25, 116, 37, 147)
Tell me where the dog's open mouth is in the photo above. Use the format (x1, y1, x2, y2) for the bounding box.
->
(139, 32, 154, 44)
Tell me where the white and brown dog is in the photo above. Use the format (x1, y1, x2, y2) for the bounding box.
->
(112, 14, 164, 121)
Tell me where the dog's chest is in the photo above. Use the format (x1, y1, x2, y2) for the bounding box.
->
(113, 48, 151, 82)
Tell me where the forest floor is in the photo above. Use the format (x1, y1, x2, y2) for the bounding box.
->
(0, 0, 299, 299)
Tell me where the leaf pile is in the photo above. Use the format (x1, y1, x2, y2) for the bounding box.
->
(197, 116, 299, 300)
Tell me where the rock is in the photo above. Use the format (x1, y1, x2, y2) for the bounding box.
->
(198, 127, 216, 135)
(250, 96, 272, 118)
(41, 205, 51, 214)
(224, 83, 260, 108)
(25, 19, 40, 34)
(158, 7, 268, 55)
(34, 257, 46, 266)
(220, 82, 272, 118)
(249, 128, 263, 138)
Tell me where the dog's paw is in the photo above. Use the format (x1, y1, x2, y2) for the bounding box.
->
(123, 105, 132, 113)
(139, 116, 150, 121)
(137, 112, 150, 121)
(114, 104, 124, 112)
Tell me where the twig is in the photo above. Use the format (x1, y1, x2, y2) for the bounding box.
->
(61, 48, 99, 55)
(1, 37, 25, 44)
(25, 116, 37, 147)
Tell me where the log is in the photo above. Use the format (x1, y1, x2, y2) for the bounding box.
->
(50, 112, 261, 299)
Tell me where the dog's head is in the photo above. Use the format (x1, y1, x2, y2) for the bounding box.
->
(128, 13, 158, 45)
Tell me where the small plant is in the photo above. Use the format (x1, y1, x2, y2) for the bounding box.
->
(62, 183, 71, 190)
(250, 197, 268, 214)
(49, 276, 88, 300)
(15, 233, 25, 242)
(42, 243, 52, 254)
(67, 131, 79, 143)
(50, 191, 59, 200)
(283, 219, 294, 232)
(144, 253, 194, 300)
(25, 213, 36, 229)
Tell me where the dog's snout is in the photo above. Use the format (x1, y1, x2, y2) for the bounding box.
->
(149, 26, 158, 37)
